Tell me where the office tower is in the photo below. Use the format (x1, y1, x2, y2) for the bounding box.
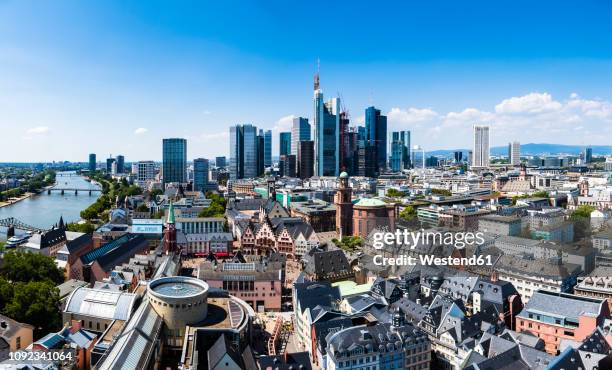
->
(229, 124, 259, 180)
(106, 157, 115, 173)
(357, 140, 377, 177)
(291, 117, 311, 155)
(111, 161, 117, 175)
(584, 147, 593, 164)
(365, 106, 388, 171)
(257, 130, 265, 176)
(297, 140, 314, 179)
(116, 155, 125, 173)
(88, 153, 96, 172)
(162, 138, 187, 186)
(343, 129, 359, 175)
(264, 130, 272, 167)
(313, 71, 340, 177)
(280, 132, 291, 157)
(338, 111, 350, 173)
(193, 158, 209, 192)
(472, 125, 490, 168)
(131, 163, 138, 174)
(390, 131, 411, 172)
(454, 151, 463, 163)
(215, 156, 226, 169)
(425, 156, 439, 167)
(357, 126, 366, 141)
(137, 161, 156, 183)
(509, 141, 520, 165)
(279, 155, 297, 177)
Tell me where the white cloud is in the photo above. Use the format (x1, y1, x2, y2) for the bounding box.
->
(26, 126, 49, 135)
(272, 114, 295, 132)
(495, 92, 562, 115)
(134, 127, 148, 135)
(387, 107, 439, 125)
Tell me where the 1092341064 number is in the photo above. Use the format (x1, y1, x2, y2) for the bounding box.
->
(9, 350, 74, 362)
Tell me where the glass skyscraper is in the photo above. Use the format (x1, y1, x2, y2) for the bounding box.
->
(264, 130, 272, 167)
(291, 117, 311, 155)
(229, 124, 259, 180)
(162, 138, 187, 186)
(193, 158, 209, 192)
(314, 84, 340, 177)
(116, 155, 125, 173)
(390, 131, 410, 172)
(365, 106, 388, 171)
(279, 132, 291, 157)
(88, 153, 96, 172)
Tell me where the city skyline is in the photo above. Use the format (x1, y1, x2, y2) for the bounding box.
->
(2, 1, 612, 162)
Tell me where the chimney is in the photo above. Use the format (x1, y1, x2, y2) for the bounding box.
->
(70, 320, 82, 334)
(491, 271, 498, 283)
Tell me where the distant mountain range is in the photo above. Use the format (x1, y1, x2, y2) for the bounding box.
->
(428, 143, 612, 157)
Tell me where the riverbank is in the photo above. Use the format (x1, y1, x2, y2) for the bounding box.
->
(0, 192, 35, 209)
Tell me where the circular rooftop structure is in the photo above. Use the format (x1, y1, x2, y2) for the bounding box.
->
(148, 276, 209, 329)
(354, 198, 387, 208)
(339, 171, 349, 178)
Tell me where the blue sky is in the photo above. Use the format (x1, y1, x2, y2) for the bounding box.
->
(1, 0, 612, 162)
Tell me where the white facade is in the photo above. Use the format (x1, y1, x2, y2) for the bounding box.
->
(472, 125, 490, 168)
(510, 141, 520, 165)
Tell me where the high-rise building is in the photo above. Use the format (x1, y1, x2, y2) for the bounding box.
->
(454, 151, 463, 163)
(279, 132, 291, 157)
(279, 155, 296, 178)
(509, 141, 520, 165)
(584, 147, 593, 164)
(257, 130, 265, 176)
(291, 117, 311, 155)
(338, 112, 350, 173)
(390, 131, 410, 172)
(472, 125, 490, 168)
(264, 130, 272, 168)
(88, 153, 96, 172)
(137, 161, 156, 183)
(215, 156, 226, 169)
(193, 158, 209, 192)
(297, 140, 314, 180)
(357, 140, 377, 177)
(106, 157, 115, 173)
(111, 161, 118, 175)
(229, 124, 259, 180)
(116, 155, 125, 173)
(365, 106, 388, 171)
(162, 138, 187, 186)
(313, 71, 340, 177)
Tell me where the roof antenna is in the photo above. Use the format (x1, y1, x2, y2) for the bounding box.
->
(314, 58, 320, 90)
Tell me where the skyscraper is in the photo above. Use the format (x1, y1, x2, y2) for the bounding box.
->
(116, 155, 125, 173)
(257, 130, 265, 176)
(584, 147, 593, 164)
(137, 161, 156, 183)
(297, 140, 314, 179)
(230, 124, 259, 180)
(193, 158, 209, 192)
(291, 117, 311, 155)
(279, 132, 291, 157)
(472, 125, 490, 168)
(215, 156, 226, 169)
(88, 153, 96, 172)
(313, 71, 340, 177)
(264, 130, 272, 167)
(162, 138, 187, 186)
(365, 106, 388, 171)
(390, 131, 410, 172)
(106, 157, 115, 173)
(509, 141, 520, 165)
(279, 155, 296, 178)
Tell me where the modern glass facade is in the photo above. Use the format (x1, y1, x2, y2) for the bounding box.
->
(244, 125, 258, 179)
(390, 131, 410, 172)
(291, 117, 311, 155)
(365, 106, 388, 171)
(193, 158, 209, 192)
(264, 130, 272, 167)
(279, 132, 291, 157)
(314, 89, 340, 177)
(88, 153, 96, 172)
(162, 138, 187, 186)
(116, 155, 125, 173)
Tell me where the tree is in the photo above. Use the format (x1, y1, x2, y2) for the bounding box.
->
(0, 251, 64, 285)
(198, 192, 227, 217)
(399, 205, 417, 221)
(431, 188, 452, 196)
(571, 205, 596, 241)
(65, 222, 96, 234)
(386, 189, 406, 198)
(3, 281, 61, 337)
(136, 203, 150, 212)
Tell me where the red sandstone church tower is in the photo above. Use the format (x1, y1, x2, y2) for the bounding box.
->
(163, 202, 177, 254)
(335, 171, 353, 237)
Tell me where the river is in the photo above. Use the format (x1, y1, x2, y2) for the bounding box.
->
(0, 171, 101, 239)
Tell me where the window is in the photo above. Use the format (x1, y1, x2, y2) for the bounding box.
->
(15, 337, 21, 350)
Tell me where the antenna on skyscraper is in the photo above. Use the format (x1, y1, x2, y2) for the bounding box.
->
(314, 58, 320, 90)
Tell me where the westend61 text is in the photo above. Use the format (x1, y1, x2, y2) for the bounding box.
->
(373, 254, 493, 266)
